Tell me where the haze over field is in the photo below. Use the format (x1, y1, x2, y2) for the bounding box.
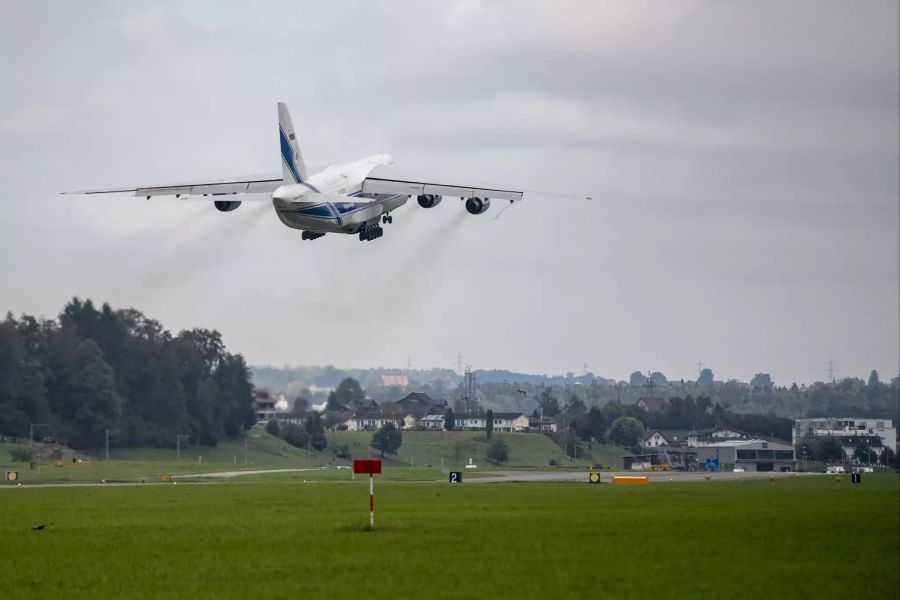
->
(1, 2, 897, 384)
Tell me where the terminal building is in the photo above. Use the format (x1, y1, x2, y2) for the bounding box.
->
(695, 439, 796, 472)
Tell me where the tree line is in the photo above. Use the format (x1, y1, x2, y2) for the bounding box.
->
(0, 299, 255, 449)
(434, 372, 898, 422)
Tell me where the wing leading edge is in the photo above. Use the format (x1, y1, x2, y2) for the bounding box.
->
(62, 174, 283, 199)
(362, 165, 523, 202)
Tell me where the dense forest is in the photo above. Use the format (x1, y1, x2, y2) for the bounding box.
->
(0, 299, 255, 449)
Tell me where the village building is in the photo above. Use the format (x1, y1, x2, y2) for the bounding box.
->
(642, 430, 670, 448)
(637, 396, 666, 413)
(528, 417, 558, 433)
(686, 428, 751, 447)
(793, 418, 896, 460)
(251, 390, 277, 426)
(695, 439, 796, 472)
(491, 413, 530, 432)
(381, 374, 409, 388)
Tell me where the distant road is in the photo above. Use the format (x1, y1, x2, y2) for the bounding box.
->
(173, 467, 324, 479)
(463, 470, 819, 484)
(2, 468, 820, 489)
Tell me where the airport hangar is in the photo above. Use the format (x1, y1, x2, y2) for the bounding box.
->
(695, 439, 797, 472)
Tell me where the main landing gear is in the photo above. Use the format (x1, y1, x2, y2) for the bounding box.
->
(359, 223, 383, 241)
(301, 231, 325, 241)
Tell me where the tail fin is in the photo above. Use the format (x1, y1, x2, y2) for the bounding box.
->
(278, 102, 309, 184)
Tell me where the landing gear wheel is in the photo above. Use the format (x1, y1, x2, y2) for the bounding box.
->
(387, 215, 393, 224)
(359, 223, 384, 241)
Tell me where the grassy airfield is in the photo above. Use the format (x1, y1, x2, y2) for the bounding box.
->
(2, 474, 897, 599)
(1, 431, 619, 485)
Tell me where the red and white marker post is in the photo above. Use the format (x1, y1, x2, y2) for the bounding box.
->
(353, 459, 382, 528)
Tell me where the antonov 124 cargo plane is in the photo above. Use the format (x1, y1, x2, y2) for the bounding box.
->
(64, 103, 524, 242)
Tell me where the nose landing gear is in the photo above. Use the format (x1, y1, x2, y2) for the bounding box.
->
(381, 213, 393, 224)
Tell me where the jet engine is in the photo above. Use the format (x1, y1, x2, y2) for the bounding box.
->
(214, 200, 242, 212)
(465, 197, 490, 215)
(417, 194, 443, 208)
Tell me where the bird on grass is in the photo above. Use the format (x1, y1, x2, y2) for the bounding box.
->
(32, 523, 51, 531)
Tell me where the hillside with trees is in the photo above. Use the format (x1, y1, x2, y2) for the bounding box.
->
(0, 298, 255, 449)
(253, 365, 899, 421)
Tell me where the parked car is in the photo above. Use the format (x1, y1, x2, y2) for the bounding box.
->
(826, 465, 845, 474)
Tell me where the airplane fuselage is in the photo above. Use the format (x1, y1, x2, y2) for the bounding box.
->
(272, 153, 405, 235)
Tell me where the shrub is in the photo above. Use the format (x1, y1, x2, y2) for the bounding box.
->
(488, 438, 509, 465)
(281, 423, 309, 449)
(9, 447, 34, 462)
(332, 444, 351, 460)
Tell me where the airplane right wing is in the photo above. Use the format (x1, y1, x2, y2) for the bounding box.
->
(362, 165, 524, 202)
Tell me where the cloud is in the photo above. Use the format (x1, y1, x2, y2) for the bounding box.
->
(0, 1, 897, 384)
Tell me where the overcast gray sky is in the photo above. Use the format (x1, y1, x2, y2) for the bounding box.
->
(1, 1, 897, 385)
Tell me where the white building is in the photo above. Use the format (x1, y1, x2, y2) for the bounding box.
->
(343, 411, 403, 432)
(686, 428, 749, 447)
(419, 414, 446, 430)
(491, 413, 530, 432)
(793, 418, 897, 458)
(642, 430, 670, 448)
(456, 415, 486, 431)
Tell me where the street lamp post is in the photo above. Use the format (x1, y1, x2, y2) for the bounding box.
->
(176, 434, 191, 460)
(29, 423, 48, 448)
(104, 428, 122, 461)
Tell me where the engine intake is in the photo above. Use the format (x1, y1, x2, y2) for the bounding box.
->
(214, 200, 242, 212)
(465, 197, 490, 215)
(417, 194, 443, 208)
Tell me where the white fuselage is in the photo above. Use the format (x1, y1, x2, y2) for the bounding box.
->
(272, 153, 405, 234)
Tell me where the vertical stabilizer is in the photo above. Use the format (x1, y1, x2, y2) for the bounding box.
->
(278, 102, 309, 184)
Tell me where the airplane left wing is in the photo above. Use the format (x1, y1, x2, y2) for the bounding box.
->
(362, 165, 523, 202)
(62, 173, 283, 199)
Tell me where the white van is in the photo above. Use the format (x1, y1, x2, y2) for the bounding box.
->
(826, 465, 845, 474)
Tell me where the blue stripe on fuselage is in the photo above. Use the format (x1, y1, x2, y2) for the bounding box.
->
(287, 203, 333, 218)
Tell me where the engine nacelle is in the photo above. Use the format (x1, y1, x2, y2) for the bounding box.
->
(465, 197, 490, 215)
(214, 200, 242, 212)
(417, 194, 443, 208)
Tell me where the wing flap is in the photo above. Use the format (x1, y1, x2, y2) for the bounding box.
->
(64, 174, 283, 198)
(363, 165, 523, 202)
(424, 184, 474, 197)
(362, 179, 423, 196)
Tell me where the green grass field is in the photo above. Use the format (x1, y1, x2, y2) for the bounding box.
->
(2, 430, 623, 484)
(325, 430, 621, 469)
(2, 474, 897, 599)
